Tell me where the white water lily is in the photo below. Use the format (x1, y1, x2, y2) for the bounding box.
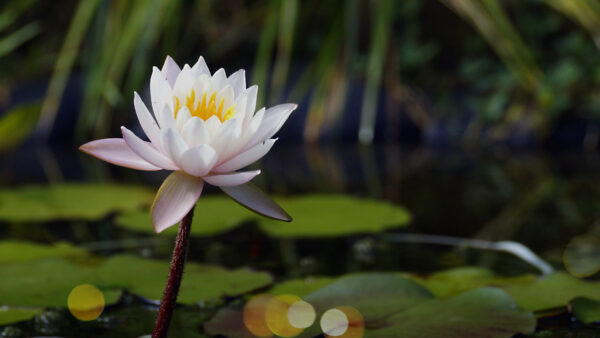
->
(80, 56, 296, 233)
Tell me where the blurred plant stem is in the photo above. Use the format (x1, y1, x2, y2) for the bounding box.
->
(269, 0, 298, 104)
(252, 0, 280, 109)
(358, 0, 392, 145)
(37, 0, 100, 138)
(543, 0, 600, 50)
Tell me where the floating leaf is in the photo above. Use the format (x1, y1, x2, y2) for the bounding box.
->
(570, 297, 600, 324)
(268, 277, 337, 298)
(0, 184, 154, 222)
(97, 255, 272, 304)
(503, 272, 600, 311)
(0, 307, 43, 325)
(0, 240, 89, 264)
(259, 195, 411, 237)
(369, 288, 536, 337)
(115, 196, 256, 236)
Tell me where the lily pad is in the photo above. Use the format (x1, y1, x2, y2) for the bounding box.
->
(570, 297, 600, 324)
(0, 307, 43, 325)
(259, 195, 411, 237)
(97, 255, 273, 304)
(0, 184, 154, 222)
(205, 274, 536, 338)
(268, 277, 337, 297)
(115, 196, 255, 236)
(0, 240, 90, 264)
(370, 288, 536, 338)
(503, 272, 600, 311)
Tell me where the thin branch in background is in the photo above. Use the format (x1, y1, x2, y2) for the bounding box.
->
(383, 233, 554, 275)
(0, 0, 36, 33)
(543, 0, 600, 50)
(36, 0, 100, 138)
(358, 0, 392, 145)
(0, 22, 40, 58)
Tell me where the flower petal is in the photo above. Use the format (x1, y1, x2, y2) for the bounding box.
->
(227, 69, 246, 98)
(150, 67, 174, 122)
(173, 64, 195, 99)
(211, 68, 227, 91)
(203, 170, 261, 187)
(213, 138, 276, 173)
(133, 92, 162, 149)
(161, 55, 181, 87)
(191, 56, 211, 77)
(180, 144, 218, 177)
(151, 171, 204, 233)
(176, 106, 191, 131)
(221, 183, 292, 221)
(79, 138, 161, 171)
(210, 118, 241, 156)
(121, 127, 178, 170)
(182, 117, 209, 146)
(162, 128, 189, 165)
(246, 103, 296, 149)
(157, 104, 177, 132)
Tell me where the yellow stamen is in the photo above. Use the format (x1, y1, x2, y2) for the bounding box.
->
(174, 89, 236, 122)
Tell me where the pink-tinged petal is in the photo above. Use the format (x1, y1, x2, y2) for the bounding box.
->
(150, 67, 174, 119)
(221, 183, 291, 221)
(191, 56, 210, 77)
(203, 170, 261, 187)
(180, 144, 218, 177)
(79, 138, 161, 171)
(121, 127, 178, 170)
(133, 92, 162, 149)
(161, 55, 181, 87)
(246, 103, 296, 149)
(213, 138, 276, 173)
(162, 128, 189, 164)
(151, 171, 203, 233)
(227, 69, 246, 98)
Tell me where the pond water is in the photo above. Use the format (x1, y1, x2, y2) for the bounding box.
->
(1, 144, 599, 336)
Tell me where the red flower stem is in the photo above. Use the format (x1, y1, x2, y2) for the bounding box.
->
(152, 207, 194, 338)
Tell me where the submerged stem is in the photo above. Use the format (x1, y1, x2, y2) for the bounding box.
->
(152, 207, 194, 338)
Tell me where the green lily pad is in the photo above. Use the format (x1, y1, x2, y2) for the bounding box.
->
(268, 277, 337, 297)
(0, 307, 43, 325)
(503, 272, 600, 311)
(115, 196, 255, 236)
(0, 240, 90, 264)
(570, 297, 600, 324)
(259, 195, 411, 237)
(206, 274, 536, 338)
(370, 288, 536, 337)
(0, 101, 41, 152)
(98, 255, 273, 304)
(0, 184, 154, 222)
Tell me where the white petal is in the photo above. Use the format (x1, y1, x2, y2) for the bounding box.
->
(151, 171, 203, 233)
(79, 138, 161, 171)
(180, 144, 218, 177)
(121, 127, 178, 170)
(246, 103, 296, 149)
(162, 128, 189, 165)
(205, 115, 222, 136)
(221, 183, 291, 221)
(191, 56, 210, 77)
(134, 92, 162, 150)
(213, 138, 276, 173)
(244, 85, 258, 119)
(203, 170, 261, 187)
(217, 85, 235, 115)
(210, 118, 240, 155)
(173, 64, 195, 98)
(211, 68, 227, 90)
(227, 69, 246, 98)
(150, 67, 174, 121)
(182, 117, 209, 146)
(161, 56, 181, 87)
(157, 104, 177, 132)
(176, 106, 191, 131)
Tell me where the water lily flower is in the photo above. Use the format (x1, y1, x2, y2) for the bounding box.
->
(80, 56, 296, 233)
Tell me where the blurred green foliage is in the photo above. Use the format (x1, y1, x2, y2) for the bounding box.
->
(2, 0, 600, 147)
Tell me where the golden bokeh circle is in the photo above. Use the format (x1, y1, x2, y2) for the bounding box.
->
(67, 284, 105, 321)
(243, 294, 274, 337)
(563, 235, 600, 278)
(265, 294, 304, 337)
(320, 306, 364, 338)
(287, 300, 316, 329)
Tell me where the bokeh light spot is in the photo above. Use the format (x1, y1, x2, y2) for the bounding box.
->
(287, 300, 316, 329)
(243, 294, 274, 337)
(67, 284, 105, 321)
(320, 306, 364, 338)
(564, 235, 600, 278)
(265, 294, 304, 337)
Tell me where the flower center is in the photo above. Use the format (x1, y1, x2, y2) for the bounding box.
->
(174, 89, 235, 122)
